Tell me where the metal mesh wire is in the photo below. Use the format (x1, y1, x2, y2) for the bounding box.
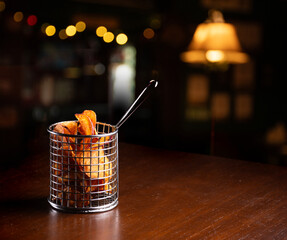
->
(48, 121, 118, 213)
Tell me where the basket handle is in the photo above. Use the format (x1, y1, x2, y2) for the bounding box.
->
(115, 80, 158, 129)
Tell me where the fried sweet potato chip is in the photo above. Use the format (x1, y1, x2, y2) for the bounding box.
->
(52, 123, 77, 175)
(53, 122, 76, 146)
(75, 110, 100, 147)
(50, 109, 115, 207)
(82, 110, 97, 130)
(75, 113, 93, 148)
(61, 121, 78, 135)
(75, 146, 112, 179)
(53, 124, 67, 143)
(57, 186, 90, 207)
(52, 144, 75, 176)
(75, 113, 94, 136)
(83, 178, 112, 193)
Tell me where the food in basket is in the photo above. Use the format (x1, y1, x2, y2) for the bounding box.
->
(51, 110, 113, 207)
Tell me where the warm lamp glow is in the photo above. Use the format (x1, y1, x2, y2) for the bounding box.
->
(143, 28, 155, 39)
(41, 23, 49, 33)
(13, 12, 24, 22)
(59, 29, 68, 40)
(45, 25, 56, 36)
(0, 1, 5, 12)
(116, 33, 128, 45)
(103, 32, 114, 43)
(190, 23, 241, 51)
(206, 50, 224, 62)
(181, 10, 248, 64)
(76, 21, 86, 32)
(96, 26, 107, 37)
(66, 25, 77, 37)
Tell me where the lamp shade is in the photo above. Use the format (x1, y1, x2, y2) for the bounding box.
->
(181, 12, 249, 64)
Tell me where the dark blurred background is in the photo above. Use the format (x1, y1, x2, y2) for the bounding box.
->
(1, 0, 287, 166)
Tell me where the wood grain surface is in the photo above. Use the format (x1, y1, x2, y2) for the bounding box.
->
(1, 142, 287, 239)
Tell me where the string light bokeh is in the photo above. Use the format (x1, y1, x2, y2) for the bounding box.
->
(0, 1, 158, 45)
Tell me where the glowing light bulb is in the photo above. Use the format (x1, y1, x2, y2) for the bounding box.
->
(103, 32, 114, 43)
(66, 25, 76, 37)
(75, 21, 86, 32)
(116, 33, 128, 45)
(205, 50, 225, 62)
(143, 28, 155, 39)
(13, 12, 24, 22)
(45, 25, 56, 37)
(96, 26, 107, 37)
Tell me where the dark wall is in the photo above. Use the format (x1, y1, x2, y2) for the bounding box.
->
(1, 0, 287, 165)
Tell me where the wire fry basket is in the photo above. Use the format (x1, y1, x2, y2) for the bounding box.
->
(47, 121, 118, 213)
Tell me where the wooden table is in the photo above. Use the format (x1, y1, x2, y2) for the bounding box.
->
(1, 142, 287, 239)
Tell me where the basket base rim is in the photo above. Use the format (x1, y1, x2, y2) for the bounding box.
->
(48, 198, 118, 213)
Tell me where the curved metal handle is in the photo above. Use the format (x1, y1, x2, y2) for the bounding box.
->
(115, 80, 158, 129)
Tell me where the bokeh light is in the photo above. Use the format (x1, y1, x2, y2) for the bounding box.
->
(116, 33, 128, 45)
(143, 28, 155, 39)
(103, 32, 114, 43)
(27, 15, 37, 26)
(45, 25, 56, 36)
(0, 1, 5, 12)
(41, 23, 49, 33)
(75, 21, 86, 32)
(13, 12, 24, 22)
(150, 17, 161, 29)
(96, 26, 107, 37)
(94, 63, 105, 75)
(66, 25, 77, 37)
(59, 29, 68, 40)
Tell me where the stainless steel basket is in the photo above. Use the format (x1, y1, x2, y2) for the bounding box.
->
(47, 121, 118, 213)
